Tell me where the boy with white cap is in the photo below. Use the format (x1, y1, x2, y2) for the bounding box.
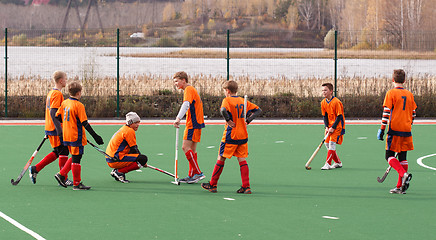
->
(106, 112, 148, 183)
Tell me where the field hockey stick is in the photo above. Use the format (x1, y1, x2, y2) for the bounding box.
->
(244, 95, 248, 122)
(377, 166, 391, 183)
(11, 136, 48, 185)
(305, 133, 330, 170)
(171, 127, 180, 185)
(87, 140, 176, 179)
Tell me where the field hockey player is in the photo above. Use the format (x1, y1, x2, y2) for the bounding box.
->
(106, 112, 148, 183)
(201, 80, 262, 194)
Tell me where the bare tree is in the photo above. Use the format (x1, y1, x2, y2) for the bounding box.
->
(298, 0, 315, 29)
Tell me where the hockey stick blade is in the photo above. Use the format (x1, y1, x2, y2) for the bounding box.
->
(377, 166, 391, 183)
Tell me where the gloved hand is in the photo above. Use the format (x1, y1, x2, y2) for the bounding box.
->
(94, 134, 104, 145)
(377, 129, 385, 141)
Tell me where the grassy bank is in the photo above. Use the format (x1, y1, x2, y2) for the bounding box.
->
(107, 49, 436, 60)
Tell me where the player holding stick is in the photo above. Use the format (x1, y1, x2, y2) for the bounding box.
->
(320, 83, 345, 170)
(29, 71, 72, 186)
(173, 71, 206, 184)
(201, 80, 262, 194)
(54, 81, 104, 190)
(377, 69, 416, 194)
(106, 112, 148, 183)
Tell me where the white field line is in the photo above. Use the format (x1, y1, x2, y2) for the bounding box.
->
(417, 153, 436, 171)
(0, 211, 46, 240)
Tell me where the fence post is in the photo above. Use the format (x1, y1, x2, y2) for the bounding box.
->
(226, 29, 229, 81)
(116, 28, 120, 118)
(4, 28, 7, 118)
(334, 30, 338, 97)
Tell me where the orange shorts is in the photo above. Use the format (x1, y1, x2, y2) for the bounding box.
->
(184, 128, 202, 142)
(68, 146, 84, 155)
(326, 128, 344, 145)
(219, 142, 248, 159)
(386, 135, 414, 152)
(107, 153, 139, 169)
(48, 135, 61, 149)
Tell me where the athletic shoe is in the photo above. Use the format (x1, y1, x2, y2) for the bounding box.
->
(187, 173, 206, 184)
(201, 182, 217, 193)
(178, 176, 192, 183)
(390, 187, 406, 194)
(73, 182, 91, 190)
(29, 166, 38, 184)
(65, 178, 74, 187)
(110, 169, 130, 183)
(236, 186, 252, 194)
(54, 173, 67, 188)
(401, 173, 412, 192)
(321, 163, 332, 170)
(331, 162, 342, 169)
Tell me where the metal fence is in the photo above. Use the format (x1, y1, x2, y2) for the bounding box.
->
(1, 27, 436, 118)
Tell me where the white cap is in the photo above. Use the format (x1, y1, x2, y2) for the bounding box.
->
(126, 112, 140, 125)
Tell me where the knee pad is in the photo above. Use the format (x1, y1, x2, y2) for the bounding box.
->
(136, 154, 148, 167)
(56, 145, 69, 156)
(398, 151, 407, 162)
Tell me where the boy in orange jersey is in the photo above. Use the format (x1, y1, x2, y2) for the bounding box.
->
(29, 71, 72, 186)
(201, 80, 262, 194)
(54, 81, 104, 190)
(320, 83, 345, 170)
(377, 69, 416, 194)
(106, 112, 148, 183)
(173, 71, 206, 184)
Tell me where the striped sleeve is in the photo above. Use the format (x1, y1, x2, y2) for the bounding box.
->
(381, 107, 390, 130)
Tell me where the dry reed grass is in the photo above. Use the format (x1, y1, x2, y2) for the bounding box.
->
(108, 49, 436, 59)
(1, 74, 435, 98)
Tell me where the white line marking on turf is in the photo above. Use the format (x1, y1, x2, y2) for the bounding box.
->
(275, 141, 284, 143)
(207, 146, 215, 148)
(357, 137, 367, 140)
(223, 198, 235, 201)
(322, 216, 339, 220)
(135, 169, 143, 172)
(417, 153, 436, 171)
(0, 211, 46, 240)
(157, 153, 164, 156)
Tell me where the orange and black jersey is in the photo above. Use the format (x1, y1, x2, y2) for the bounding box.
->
(382, 87, 417, 136)
(221, 96, 260, 144)
(321, 96, 345, 133)
(45, 89, 64, 136)
(56, 97, 88, 147)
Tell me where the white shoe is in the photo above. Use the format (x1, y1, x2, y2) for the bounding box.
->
(390, 187, 405, 194)
(331, 162, 342, 169)
(321, 163, 331, 170)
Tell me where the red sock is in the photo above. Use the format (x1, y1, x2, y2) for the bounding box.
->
(210, 160, 225, 186)
(239, 160, 250, 188)
(396, 161, 409, 188)
(332, 151, 341, 163)
(326, 150, 334, 165)
(388, 157, 406, 178)
(35, 152, 58, 172)
(59, 157, 72, 177)
(193, 152, 200, 175)
(185, 150, 201, 176)
(118, 162, 140, 174)
(58, 155, 69, 179)
(71, 163, 81, 186)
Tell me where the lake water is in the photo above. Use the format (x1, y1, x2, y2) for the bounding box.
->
(1, 46, 435, 79)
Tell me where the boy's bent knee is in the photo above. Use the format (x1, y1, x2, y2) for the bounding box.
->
(137, 154, 148, 166)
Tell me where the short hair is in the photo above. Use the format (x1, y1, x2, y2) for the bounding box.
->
(68, 81, 82, 96)
(393, 69, 405, 83)
(52, 71, 66, 83)
(173, 71, 188, 83)
(322, 83, 334, 91)
(223, 80, 238, 94)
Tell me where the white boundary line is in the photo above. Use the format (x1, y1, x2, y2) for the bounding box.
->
(0, 211, 46, 240)
(417, 153, 436, 171)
